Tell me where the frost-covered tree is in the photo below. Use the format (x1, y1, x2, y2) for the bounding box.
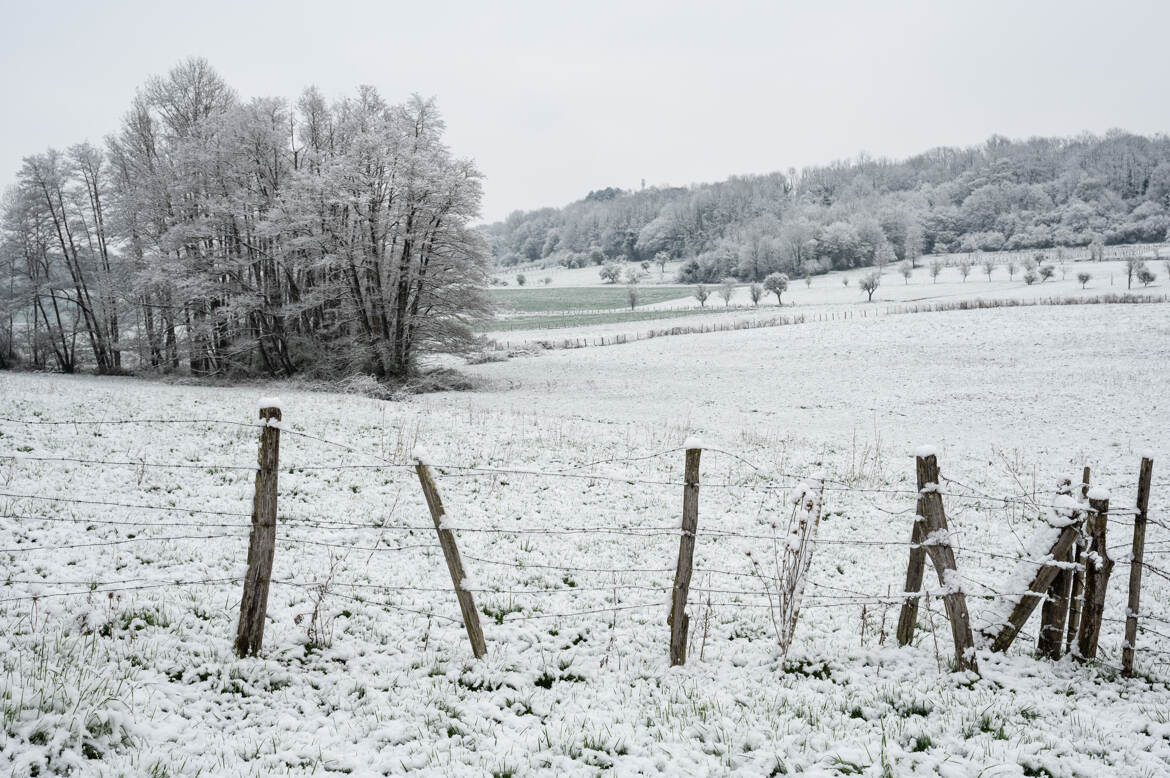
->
(899, 259, 912, 284)
(1077, 271, 1091, 288)
(599, 262, 621, 283)
(929, 258, 943, 283)
(859, 271, 880, 301)
(763, 272, 788, 305)
(693, 284, 709, 307)
(718, 278, 736, 306)
(749, 282, 762, 306)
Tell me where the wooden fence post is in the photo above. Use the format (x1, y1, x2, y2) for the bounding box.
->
(1065, 466, 1091, 653)
(1122, 457, 1154, 675)
(1076, 488, 1113, 661)
(668, 446, 701, 666)
(1038, 477, 1078, 659)
(909, 453, 978, 673)
(895, 472, 930, 646)
(985, 493, 1082, 653)
(415, 457, 487, 659)
(236, 405, 281, 657)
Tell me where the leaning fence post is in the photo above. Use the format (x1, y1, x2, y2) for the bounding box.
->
(912, 451, 978, 673)
(1038, 478, 1078, 659)
(668, 443, 702, 666)
(1122, 457, 1154, 675)
(1076, 488, 1113, 661)
(236, 404, 281, 657)
(414, 452, 487, 659)
(1065, 466, 1091, 653)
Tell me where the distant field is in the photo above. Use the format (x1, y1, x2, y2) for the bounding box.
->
(488, 285, 689, 312)
(477, 303, 746, 332)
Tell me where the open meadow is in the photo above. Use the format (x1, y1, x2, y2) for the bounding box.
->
(2, 298, 1169, 777)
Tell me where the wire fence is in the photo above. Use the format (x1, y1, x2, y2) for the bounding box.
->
(0, 411, 1164, 675)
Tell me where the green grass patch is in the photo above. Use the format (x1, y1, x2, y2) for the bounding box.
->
(488, 286, 690, 313)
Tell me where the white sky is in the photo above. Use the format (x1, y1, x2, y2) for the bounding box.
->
(1, 0, 1167, 222)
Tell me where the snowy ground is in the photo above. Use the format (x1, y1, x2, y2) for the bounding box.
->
(3, 302, 1170, 776)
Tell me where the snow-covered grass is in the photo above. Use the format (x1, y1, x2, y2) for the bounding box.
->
(2, 301, 1170, 776)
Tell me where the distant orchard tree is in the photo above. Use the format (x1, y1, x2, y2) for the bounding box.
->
(599, 262, 621, 283)
(543, 277, 552, 285)
(983, 258, 995, 280)
(763, 272, 789, 305)
(749, 282, 763, 306)
(859, 271, 880, 302)
(929, 258, 943, 283)
(516, 273, 526, 286)
(1077, 271, 1091, 288)
(899, 260, 912, 284)
(842, 275, 849, 286)
(1138, 266, 1156, 286)
(1039, 265, 1055, 282)
(694, 284, 710, 307)
(875, 241, 896, 272)
(718, 278, 736, 306)
(1089, 235, 1105, 262)
(655, 252, 670, 275)
(1125, 258, 1144, 289)
(958, 257, 972, 282)
(623, 266, 643, 284)
(1007, 259, 1018, 280)
(1024, 270, 1037, 285)
(627, 283, 640, 309)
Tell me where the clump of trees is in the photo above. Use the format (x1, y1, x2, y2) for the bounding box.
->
(0, 58, 489, 380)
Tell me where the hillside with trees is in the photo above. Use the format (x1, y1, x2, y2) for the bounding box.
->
(484, 132, 1170, 283)
(0, 58, 488, 378)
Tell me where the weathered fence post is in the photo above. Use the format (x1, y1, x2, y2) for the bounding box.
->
(236, 404, 281, 657)
(985, 484, 1082, 653)
(1038, 478, 1078, 659)
(1122, 457, 1154, 675)
(668, 445, 702, 666)
(1065, 466, 1090, 653)
(895, 473, 930, 647)
(415, 455, 487, 659)
(917, 453, 978, 673)
(1076, 488, 1113, 661)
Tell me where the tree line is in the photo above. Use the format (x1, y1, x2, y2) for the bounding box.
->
(484, 131, 1170, 283)
(0, 58, 489, 378)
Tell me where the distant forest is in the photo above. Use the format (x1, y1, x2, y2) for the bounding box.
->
(484, 132, 1170, 283)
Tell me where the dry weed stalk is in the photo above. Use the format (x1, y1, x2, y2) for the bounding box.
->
(749, 474, 825, 660)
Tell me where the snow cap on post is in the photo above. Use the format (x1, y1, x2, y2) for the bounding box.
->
(1086, 486, 1110, 502)
(915, 444, 938, 459)
(412, 445, 433, 466)
(257, 396, 281, 412)
(683, 435, 705, 451)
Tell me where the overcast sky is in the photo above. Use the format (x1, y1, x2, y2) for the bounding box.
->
(1, 0, 1167, 222)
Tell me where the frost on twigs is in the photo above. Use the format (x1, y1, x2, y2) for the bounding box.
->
(750, 473, 824, 661)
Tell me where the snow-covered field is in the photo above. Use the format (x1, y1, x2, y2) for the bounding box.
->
(3, 301, 1170, 776)
(486, 259, 1166, 344)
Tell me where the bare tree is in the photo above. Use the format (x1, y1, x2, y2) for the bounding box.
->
(693, 284, 709, 307)
(748, 282, 763, 306)
(718, 278, 736, 307)
(1077, 271, 1091, 289)
(899, 259, 912, 284)
(929, 258, 943, 283)
(860, 271, 880, 301)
